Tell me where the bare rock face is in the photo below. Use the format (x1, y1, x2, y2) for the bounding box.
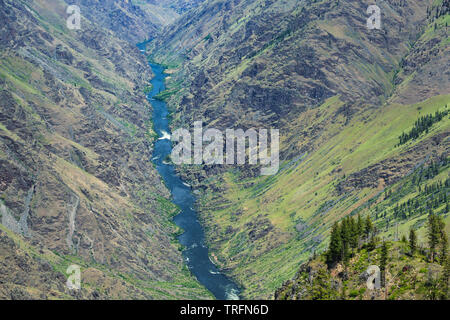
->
(147, 0, 205, 13)
(73, 0, 159, 43)
(72, 0, 206, 43)
(0, 0, 210, 299)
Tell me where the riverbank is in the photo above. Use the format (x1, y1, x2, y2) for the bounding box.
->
(146, 62, 241, 300)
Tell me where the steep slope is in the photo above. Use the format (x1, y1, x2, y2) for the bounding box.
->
(72, 0, 160, 42)
(0, 0, 211, 299)
(150, 0, 442, 152)
(146, 0, 206, 14)
(275, 240, 449, 300)
(68, 0, 206, 43)
(134, 0, 206, 28)
(148, 0, 450, 298)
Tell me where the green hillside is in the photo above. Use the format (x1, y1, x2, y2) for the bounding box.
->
(0, 0, 212, 299)
(1, 0, 448, 301)
(275, 214, 449, 300)
(148, 0, 450, 298)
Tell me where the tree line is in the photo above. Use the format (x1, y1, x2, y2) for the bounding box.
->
(398, 108, 448, 146)
(326, 215, 375, 266)
(379, 158, 449, 223)
(328, 212, 448, 265)
(326, 212, 448, 299)
(392, 180, 449, 220)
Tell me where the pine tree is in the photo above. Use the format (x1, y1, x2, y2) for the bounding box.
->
(365, 216, 373, 240)
(357, 214, 364, 246)
(349, 216, 358, 249)
(439, 224, 448, 265)
(427, 214, 447, 263)
(427, 213, 440, 262)
(401, 234, 407, 243)
(380, 242, 389, 288)
(341, 218, 351, 264)
(327, 222, 342, 266)
(310, 267, 337, 300)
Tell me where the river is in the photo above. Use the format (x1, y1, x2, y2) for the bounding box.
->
(145, 61, 241, 300)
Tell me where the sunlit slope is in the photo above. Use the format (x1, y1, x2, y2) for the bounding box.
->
(0, 0, 212, 299)
(153, 0, 450, 298)
(194, 92, 448, 298)
(148, 0, 433, 149)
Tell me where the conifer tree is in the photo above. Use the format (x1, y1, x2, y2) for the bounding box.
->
(327, 222, 342, 266)
(349, 216, 358, 249)
(427, 213, 440, 262)
(341, 218, 351, 264)
(365, 216, 373, 240)
(380, 242, 389, 287)
(357, 214, 364, 246)
(439, 225, 448, 265)
(310, 267, 337, 300)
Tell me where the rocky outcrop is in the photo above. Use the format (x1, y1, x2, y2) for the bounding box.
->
(71, 0, 205, 43)
(337, 133, 449, 194)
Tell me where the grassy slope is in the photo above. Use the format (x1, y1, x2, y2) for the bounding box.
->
(275, 240, 448, 300)
(196, 5, 449, 298)
(146, 0, 449, 299)
(0, 0, 212, 299)
(199, 94, 449, 298)
(0, 223, 211, 299)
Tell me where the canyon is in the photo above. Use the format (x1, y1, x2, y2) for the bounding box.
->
(0, 0, 449, 300)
